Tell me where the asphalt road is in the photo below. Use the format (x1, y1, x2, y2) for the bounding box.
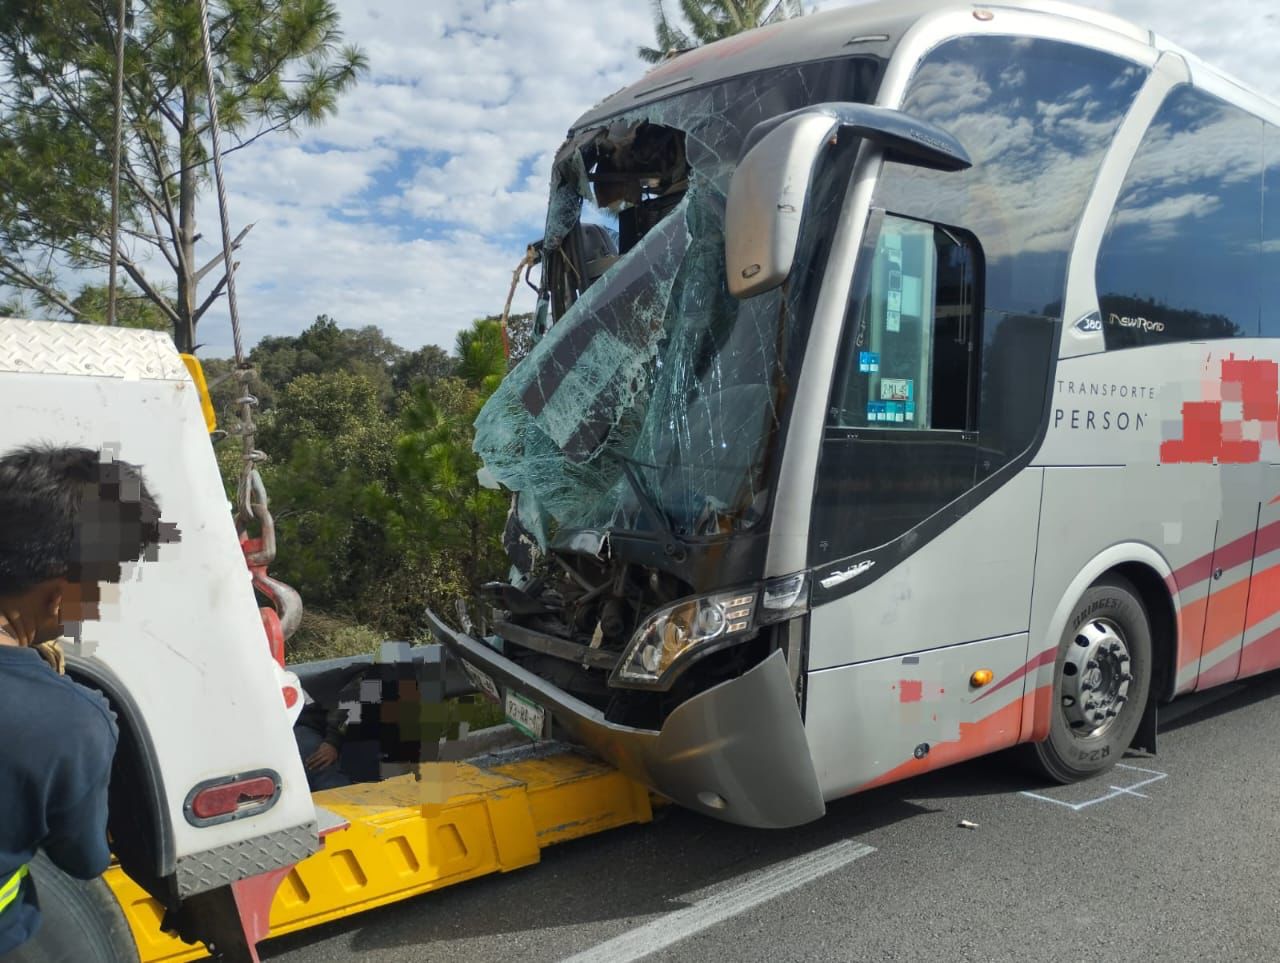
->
(262, 671, 1280, 963)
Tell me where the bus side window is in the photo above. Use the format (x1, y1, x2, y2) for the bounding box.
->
(1096, 85, 1263, 346)
(1265, 123, 1280, 338)
(832, 213, 982, 432)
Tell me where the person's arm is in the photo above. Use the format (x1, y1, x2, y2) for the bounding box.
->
(322, 705, 348, 749)
(42, 761, 113, 879)
(43, 698, 118, 879)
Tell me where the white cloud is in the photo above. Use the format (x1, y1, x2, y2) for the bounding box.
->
(193, 0, 655, 356)
(24, 0, 1279, 357)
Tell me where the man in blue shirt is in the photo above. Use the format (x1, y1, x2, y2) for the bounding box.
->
(0, 445, 177, 956)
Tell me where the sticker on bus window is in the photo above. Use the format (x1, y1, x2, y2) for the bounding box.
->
(858, 351, 880, 373)
(884, 401, 905, 423)
(880, 378, 913, 402)
(866, 401, 886, 422)
(901, 275, 923, 317)
(886, 307, 901, 333)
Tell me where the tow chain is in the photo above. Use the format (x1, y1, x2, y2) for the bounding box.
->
(196, 0, 301, 669)
(234, 453, 302, 668)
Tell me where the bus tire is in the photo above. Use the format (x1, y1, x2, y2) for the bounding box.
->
(1029, 575, 1153, 784)
(8, 852, 139, 963)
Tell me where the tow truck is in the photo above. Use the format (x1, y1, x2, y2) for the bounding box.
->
(0, 315, 656, 962)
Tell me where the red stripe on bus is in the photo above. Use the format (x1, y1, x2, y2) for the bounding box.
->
(972, 646, 1055, 703)
(1239, 626, 1280, 678)
(858, 689, 1037, 792)
(1179, 560, 1280, 674)
(1167, 519, 1280, 599)
(1254, 518, 1280, 557)
(1197, 575, 1254, 656)
(1243, 563, 1280, 632)
(1194, 652, 1240, 690)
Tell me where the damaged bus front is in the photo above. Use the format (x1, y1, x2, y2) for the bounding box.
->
(428, 14, 972, 828)
(433, 0, 1273, 831)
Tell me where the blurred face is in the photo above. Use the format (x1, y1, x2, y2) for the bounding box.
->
(1, 577, 72, 646)
(58, 577, 103, 627)
(13, 576, 111, 646)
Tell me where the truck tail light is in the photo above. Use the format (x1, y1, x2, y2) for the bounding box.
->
(185, 771, 281, 826)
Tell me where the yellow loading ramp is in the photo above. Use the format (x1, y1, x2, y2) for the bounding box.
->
(108, 744, 653, 962)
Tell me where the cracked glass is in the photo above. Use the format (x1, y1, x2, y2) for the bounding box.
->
(474, 56, 883, 548)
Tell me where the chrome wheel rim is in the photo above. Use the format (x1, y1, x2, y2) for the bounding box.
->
(1061, 618, 1132, 737)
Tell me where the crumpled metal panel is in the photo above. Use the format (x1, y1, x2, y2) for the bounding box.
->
(173, 822, 320, 898)
(432, 612, 826, 829)
(0, 317, 187, 381)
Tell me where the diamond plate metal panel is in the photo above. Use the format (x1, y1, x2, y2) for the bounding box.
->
(174, 822, 320, 898)
(0, 317, 188, 381)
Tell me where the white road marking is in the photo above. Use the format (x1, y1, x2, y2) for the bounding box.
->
(559, 838, 876, 963)
(1020, 763, 1168, 811)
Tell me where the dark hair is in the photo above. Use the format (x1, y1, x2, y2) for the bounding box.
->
(0, 445, 178, 598)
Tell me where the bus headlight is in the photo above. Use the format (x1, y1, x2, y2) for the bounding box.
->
(610, 589, 757, 689)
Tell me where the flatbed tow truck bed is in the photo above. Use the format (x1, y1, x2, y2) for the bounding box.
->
(107, 741, 653, 961)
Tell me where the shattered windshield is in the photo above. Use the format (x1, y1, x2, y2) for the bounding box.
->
(474, 56, 883, 548)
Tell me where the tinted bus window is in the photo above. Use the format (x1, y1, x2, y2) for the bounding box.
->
(1266, 124, 1280, 337)
(875, 37, 1146, 318)
(1097, 86, 1263, 347)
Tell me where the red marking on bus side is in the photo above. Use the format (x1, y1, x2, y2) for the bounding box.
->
(973, 646, 1055, 703)
(1239, 626, 1280, 678)
(1161, 400, 1226, 463)
(1168, 520, 1280, 593)
(1199, 575, 1254, 655)
(1171, 524, 1280, 673)
(1243, 563, 1280, 633)
(1024, 675, 1055, 743)
(1223, 356, 1278, 423)
(859, 689, 1038, 792)
(899, 680, 923, 703)
(1161, 358, 1279, 464)
(1195, 654, 1239, 690)
(1179, 561, 1280, 681)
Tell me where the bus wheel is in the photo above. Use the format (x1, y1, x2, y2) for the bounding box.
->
(1030, 576, 1153, 784)
(10, 852, 139, 963)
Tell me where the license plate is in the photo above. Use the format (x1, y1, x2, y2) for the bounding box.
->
(504, 690, 546, 741)
(462, 661, 501, 704)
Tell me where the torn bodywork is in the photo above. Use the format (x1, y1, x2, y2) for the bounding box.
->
(433, 50, 885, 826)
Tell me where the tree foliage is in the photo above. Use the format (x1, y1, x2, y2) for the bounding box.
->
(638, 0, 804, 63)
(0, 0, 366, 349)
(69, 282, 172, 330)
(248, 314, 406, 409)
(210, 315, 512, 645)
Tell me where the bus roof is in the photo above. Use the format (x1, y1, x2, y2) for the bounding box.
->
(570, 0, 1278, 132)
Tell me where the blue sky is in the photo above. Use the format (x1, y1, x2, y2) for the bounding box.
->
(181, 0, 1279, 358)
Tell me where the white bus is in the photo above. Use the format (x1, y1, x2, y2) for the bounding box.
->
(433, 0, 1280, 827)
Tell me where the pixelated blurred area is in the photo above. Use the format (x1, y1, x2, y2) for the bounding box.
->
(335, 643, 508, 802)
(63, 445, 182, 657)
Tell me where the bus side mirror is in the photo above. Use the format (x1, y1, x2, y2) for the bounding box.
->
(725, 102, 972, 299)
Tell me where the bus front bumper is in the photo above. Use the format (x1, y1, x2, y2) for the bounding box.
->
(426, 610, 825, 829)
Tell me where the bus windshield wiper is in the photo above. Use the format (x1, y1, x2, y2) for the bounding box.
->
(615, 453, 688, 562)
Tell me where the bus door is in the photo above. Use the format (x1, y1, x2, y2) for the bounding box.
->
(1194, 461, 1264, 689)
(1238, 464, 1280, 679)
